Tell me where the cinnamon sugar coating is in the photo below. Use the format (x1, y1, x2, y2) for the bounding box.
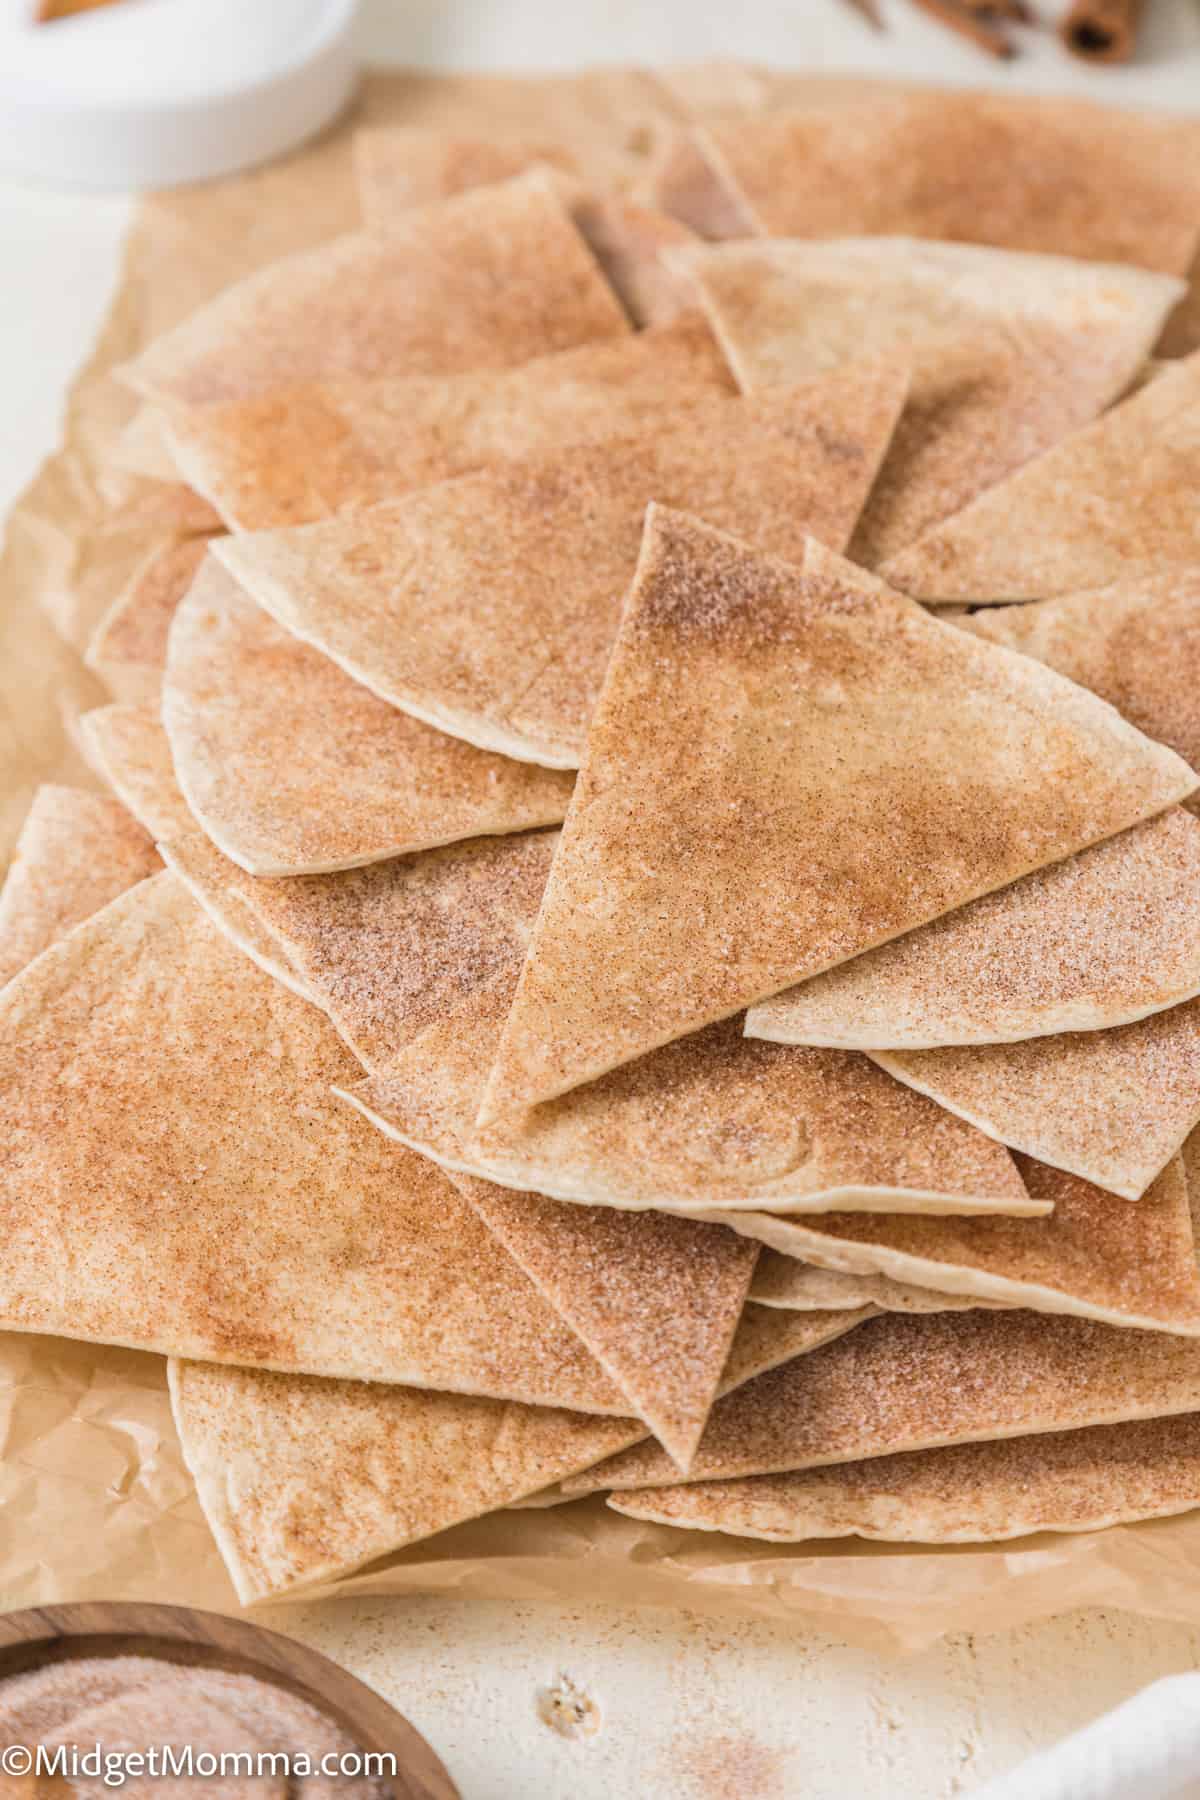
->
(163, 558, 573, 875)
(717, 1152, 1200, 1332)
(0, 873, 629, 1412)
(214, 359, 908, 768)
(0, 786, 158, 991)
(609, 1412, 1200, 1546)
(566, 1309, 1200, 1493)
(884, 353, 1200, 601)
(687, 94, 1200, 273)
(749, 809, 1200, 1049)
(165, 313, 735, 533)
(480, 511, 1195, 1118)
(122, 171, 631, 407)
(676, 237, 1181, 566)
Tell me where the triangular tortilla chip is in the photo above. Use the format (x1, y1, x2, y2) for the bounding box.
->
(85, 536, 211, 703)
(169, 1359, 641, 1604)
(608, 1413, 1200, 1545)
(0, 786, 158, 991)
(42, 475, 220, 658)
(353, 130, 699, 328)
(450, 1174, 757, 1471)
(80, 703, 204, 841)
(214, 359, 909, 769)
(714, 1152, 1200, 1333)
(673, 237, 1182, 566)
(478, 512, 1196, 1119)
(680, 95, 1200, 273)
(120, 172, 632, 408)
(882, 352, 1200, 602)
(164, 313, 736, 533)
(746, 808, 1200, 1048)
(349, 985, 1040, 1217)
(565, 191, 699, 329)
(163, 557, 574, 875)
(350, 71, 674, 205)
(85, 702, 390, 1015)
(873, 1001, 1200, 1201)
(0, 871, 630, 1412)
(717, 1303, 870, 1390)
(564, 1309, 1200, 1494)
(749, 1257, 1000, 1315)
(518, 1304, 877, 1500)
(163, 825, 558, 1073)
(169, 1301, 863, 1603)
(354, 127, 581, 218)
(642, 126, 759, 239)
(962, 574, 1200, 805)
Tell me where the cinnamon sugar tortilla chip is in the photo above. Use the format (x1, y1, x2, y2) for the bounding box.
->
(0, 786, 158, 991)
(715, 1303, 870, 1392)
(642, 127, 758, 239)
(564, 1309, 1200, 1494)
(86, 704, 552, 1050)
(749, 1257, 998, 1315)
(450, 1175, 758, 1470)
(608, 1413, 1200, 1546)
(746, 809, 1200, 1049)
(478, 512, 1196, 1119)
(169, 1360, 641, 1604)
(348, 65, 679, 202)
(86, 536, 211, 703)
(883, 352, 1200, 602)
(354, 130, 698, 327)
(565, 191, 699, 328)
(714, 1153, 1200, 1333)
(163, 558, 574, 875)
(349, 987, 1040, 1217)
(163, 826, 558, 1073)
(673, 238, 1182, 566)
(79, 703, 202, 843)
(155, 829, 316, 1012)
(0, 871, 631, 1413)
(40, 474, 219, 657)
(354, 127, 581, 219)
(120, 172, 631, 409)
(683, 94, 1200, 273)
(874, 1002, 1200, 1201)
(164, 314, 736, 533)
(169, 1301, 864, 1603)
(962, 575, 1200, 804)
(214, 358, 909, 768)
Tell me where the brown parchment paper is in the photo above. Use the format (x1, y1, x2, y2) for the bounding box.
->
(7, 61, 1200, 1652)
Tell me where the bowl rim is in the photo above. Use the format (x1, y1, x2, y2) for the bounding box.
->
(0, 1599, 459, 1799)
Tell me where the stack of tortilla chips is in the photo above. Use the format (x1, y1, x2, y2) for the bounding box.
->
(10, 87, 1200, 1608)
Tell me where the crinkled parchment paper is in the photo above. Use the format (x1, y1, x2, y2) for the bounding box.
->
(5, 63, 1200, 1650)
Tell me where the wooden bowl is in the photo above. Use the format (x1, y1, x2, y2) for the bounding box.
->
(0, 1602, 458, 1799)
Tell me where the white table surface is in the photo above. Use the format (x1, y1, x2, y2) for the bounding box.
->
(5, 2, 1200, 1794)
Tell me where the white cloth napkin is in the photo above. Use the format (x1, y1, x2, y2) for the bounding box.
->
(977, 1673, 1200, 1799)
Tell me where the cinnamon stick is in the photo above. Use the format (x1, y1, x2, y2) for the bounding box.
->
(1059, 0, 1145, 62)
(840, 0, 887, 29)
(36, 0, 127, 19)
(964, 0, 1033, 18)
(907, 0, 1018, 56)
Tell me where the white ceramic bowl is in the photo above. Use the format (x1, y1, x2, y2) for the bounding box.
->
(0, 0, 360, 190)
